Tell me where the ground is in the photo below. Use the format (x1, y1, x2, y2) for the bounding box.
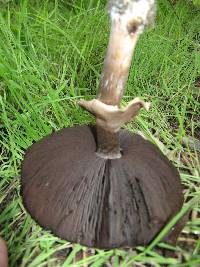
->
(0, 0, 200, 266)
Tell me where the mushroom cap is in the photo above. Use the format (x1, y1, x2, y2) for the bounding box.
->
(21, 125, 183, 249)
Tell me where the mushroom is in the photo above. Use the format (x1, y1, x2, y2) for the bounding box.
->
(21, 0, 184, 249)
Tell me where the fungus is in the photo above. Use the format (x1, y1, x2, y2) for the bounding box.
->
(21, 0, 184, 249)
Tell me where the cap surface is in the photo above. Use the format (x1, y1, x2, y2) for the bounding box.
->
(21, 125, 183, 249)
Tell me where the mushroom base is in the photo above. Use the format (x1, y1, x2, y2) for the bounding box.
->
(21, 125, 184, 249)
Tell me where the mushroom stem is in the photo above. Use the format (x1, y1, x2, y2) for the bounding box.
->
(79, 97, 150, 159)
(96, 14, 139, 158)
(96, 0, 155, 158)
(97, 22, 139, 106)
(79, 0, 156, 158)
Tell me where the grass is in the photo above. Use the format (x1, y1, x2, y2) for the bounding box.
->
(0, 0, 200, 266)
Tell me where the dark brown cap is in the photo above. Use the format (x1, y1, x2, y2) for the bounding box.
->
(21, 126, 183, 249)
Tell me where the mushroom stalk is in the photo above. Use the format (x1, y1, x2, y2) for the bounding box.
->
(98, 20, 139, 106)
(79, 0, 156, 158)
(96, 10, 139, 158)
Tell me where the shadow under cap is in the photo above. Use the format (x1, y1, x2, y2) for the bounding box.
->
(21, 125, 183, 249)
